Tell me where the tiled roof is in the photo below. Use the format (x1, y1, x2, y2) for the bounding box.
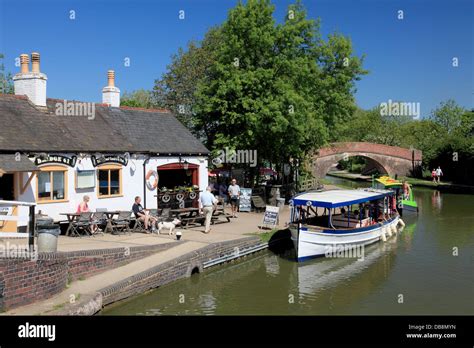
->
(0, 94, 209, 155)
(0, 154, 39, 173)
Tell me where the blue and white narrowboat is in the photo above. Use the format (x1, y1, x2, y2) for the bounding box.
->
(289, 189, 405, 262)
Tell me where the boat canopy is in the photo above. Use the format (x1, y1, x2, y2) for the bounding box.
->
(290, 189, 393, 209)
(375, 176, 402, 188)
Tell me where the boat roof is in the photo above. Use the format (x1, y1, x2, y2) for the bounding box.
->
(375, 176, 402, 187)
(291, 189, 393, 208)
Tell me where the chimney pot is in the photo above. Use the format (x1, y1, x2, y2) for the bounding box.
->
(31, 52, 40, 73)
(107, 70, 115, 87)
(102, 70, 120, 107)
(13, 52, 47, 106)
(20, 54, 29, 73)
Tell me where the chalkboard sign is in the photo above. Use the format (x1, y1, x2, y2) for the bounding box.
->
(239, 188, 252, 212)
(262, 205, 279, 228)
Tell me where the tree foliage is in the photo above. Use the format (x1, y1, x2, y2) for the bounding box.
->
(0, 53, 14, 94)
(121, 89, 155, 108)
(154, 0, 367, 169)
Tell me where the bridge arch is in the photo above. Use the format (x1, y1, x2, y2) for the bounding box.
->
(311, 142, 422, 179)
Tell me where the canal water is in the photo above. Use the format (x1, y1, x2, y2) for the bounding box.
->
(102, 177, 474, 315)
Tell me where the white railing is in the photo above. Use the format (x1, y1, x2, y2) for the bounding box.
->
(0, 200, 36, 249)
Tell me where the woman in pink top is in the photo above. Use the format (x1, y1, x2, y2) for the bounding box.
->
(76, 195, 91, 213)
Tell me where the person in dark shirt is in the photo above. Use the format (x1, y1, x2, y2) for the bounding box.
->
(132, 196, 157, 231)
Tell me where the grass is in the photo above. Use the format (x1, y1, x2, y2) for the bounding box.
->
(246, 228, 279, 243)
(66, 274, 73, 288)
(399, 176, 456, 187)
(52, 303, 65, 311)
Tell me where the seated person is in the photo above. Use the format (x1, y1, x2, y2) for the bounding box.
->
(132, 196, 158, 231)
(340, 207, 346, 216)
(76, 195, 91, 213)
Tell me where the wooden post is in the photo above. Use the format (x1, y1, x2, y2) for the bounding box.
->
(28, 205, 35, 252)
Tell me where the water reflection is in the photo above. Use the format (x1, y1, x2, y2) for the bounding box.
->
(296, 237, 398, 300)
(431, 190, 442, 212)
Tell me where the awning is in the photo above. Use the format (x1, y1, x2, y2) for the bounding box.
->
(291, 189, 394, 209)
(0, 154, 39, 174)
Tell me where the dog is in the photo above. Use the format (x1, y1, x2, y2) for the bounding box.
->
(157, 218, 181, 236)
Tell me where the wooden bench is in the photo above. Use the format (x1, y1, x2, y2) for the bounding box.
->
(332, 215, 370, 228)
(211, 199, 232, 224)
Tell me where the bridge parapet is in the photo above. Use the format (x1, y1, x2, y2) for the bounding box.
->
(316, 142, 422, 161)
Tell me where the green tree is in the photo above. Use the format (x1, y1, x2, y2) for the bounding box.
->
(194, 0, 366, 163)
(121, 89, 155, 108)
(430, 99, 465, 134)
(153, 27, 222, 134)
(153, 0, 367, 186)
(0, 53, 14, 94)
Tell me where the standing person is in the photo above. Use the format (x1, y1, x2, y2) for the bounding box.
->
(199, 186, 218, 234)
(436, 166, 443, 183)
(76, 195, 90, 213)
(431, 168, 437, 182)
(218, 181, 228, 205)
(228, 178, 241, 218)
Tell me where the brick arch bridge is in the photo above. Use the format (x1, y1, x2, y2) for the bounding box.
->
(311, 142, 422, 178)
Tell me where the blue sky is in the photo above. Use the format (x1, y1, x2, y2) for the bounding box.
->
(0, 0, 472, 117)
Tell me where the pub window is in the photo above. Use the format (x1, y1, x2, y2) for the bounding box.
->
(98, 166, 122, 197)
(37, 167, 68, 202)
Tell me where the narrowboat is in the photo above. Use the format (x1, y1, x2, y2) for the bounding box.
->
(289, 189, 405, 262)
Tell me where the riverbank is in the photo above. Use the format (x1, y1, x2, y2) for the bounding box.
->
(2, 207, 291, 315)
(327, 171, 474, 193)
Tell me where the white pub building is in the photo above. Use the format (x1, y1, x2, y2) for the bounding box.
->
(0, 52, 209, 232)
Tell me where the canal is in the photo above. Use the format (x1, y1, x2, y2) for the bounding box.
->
(101, 177, 474, 315)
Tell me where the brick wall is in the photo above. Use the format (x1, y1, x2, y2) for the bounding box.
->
(0, 253, 68, 311)
(0, 242, 176, 311)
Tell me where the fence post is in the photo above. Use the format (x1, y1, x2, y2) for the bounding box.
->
(28, 205, 35, 252)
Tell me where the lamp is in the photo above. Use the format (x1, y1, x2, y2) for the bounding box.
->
(179, 156, 189, 170)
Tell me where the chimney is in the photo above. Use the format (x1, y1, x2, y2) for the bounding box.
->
(102, 70, 120, 107)
(13, 52, 47, 107)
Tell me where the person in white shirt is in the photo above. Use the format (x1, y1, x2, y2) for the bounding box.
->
(227, 178, 241, 218)
(436, 166, 443, 183)
(199, 186, 218, 234)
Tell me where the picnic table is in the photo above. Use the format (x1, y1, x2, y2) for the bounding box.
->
(60, 213, 81, 236)
(61, 211, 122, 236)
(102, 211, 121, 234)
(170, 207, 204, 228)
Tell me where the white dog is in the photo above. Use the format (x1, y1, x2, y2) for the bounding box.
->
(157, 218, 181, 235)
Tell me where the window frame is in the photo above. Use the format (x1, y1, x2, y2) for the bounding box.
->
(97, 164, 123, 198)
(36, 165, 69, 204)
